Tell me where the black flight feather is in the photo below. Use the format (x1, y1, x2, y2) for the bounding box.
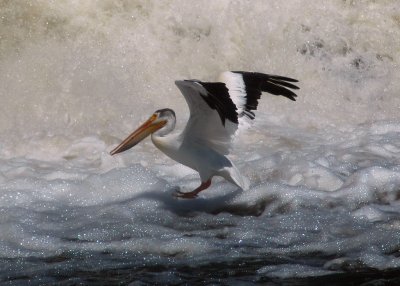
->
(185, 80, 238, 125)
(230, 71, 299, 119)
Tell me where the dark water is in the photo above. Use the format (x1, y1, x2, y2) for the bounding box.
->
(3, 254, 400, 285)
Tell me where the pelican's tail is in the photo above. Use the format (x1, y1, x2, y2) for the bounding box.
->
(219, 161, 249, 191)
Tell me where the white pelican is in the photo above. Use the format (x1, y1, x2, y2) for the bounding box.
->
(110, 71, 299, 198)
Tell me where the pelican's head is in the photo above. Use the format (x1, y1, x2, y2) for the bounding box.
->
(110, 108, 175, 155)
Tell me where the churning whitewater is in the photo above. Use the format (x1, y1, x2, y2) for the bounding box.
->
(0, 1, 400, 284)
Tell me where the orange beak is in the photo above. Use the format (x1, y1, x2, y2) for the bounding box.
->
(110, 114, 166, 155)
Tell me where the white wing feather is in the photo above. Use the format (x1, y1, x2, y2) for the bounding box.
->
(218, 71, 247, 115)
(175, 80, 237, 155)
(175, 71, 299, 156)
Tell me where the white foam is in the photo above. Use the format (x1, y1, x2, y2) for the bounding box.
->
(257, 264, 337, 278)
(1, 0, 400, 282)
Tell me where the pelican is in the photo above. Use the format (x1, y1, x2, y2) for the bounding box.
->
(110, 71, 299, 198)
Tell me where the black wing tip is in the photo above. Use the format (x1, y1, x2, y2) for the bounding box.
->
(232, 70, 299, 84)
(278, 89, 297, 101)
(235, 71, 300, 100)
(269, 75, 299, 83)
(287, 94, 297, 101)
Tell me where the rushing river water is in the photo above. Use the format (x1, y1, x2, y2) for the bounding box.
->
(1, 1, 400, 285)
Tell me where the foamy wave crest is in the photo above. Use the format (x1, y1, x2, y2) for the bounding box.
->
(1, 1, 400, 284)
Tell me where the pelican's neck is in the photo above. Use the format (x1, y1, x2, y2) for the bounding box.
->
(151, 131, 181, 156)
(150, 111, 181, 158)
(151, 116, 178, 149)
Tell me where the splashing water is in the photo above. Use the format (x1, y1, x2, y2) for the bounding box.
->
(1, 1, 400, 284)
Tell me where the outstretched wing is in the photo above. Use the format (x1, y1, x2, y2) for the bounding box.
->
(175, 71, 299, 155)
(175, 80, 238, 155)
(219, 71, 299, 120)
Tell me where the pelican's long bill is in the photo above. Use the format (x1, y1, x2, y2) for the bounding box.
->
(110, 113, 166, 156)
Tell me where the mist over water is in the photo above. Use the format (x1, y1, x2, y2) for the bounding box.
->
(1, 1, 400, 284)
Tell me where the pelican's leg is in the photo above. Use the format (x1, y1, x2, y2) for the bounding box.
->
(174, 179, 212, 199)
